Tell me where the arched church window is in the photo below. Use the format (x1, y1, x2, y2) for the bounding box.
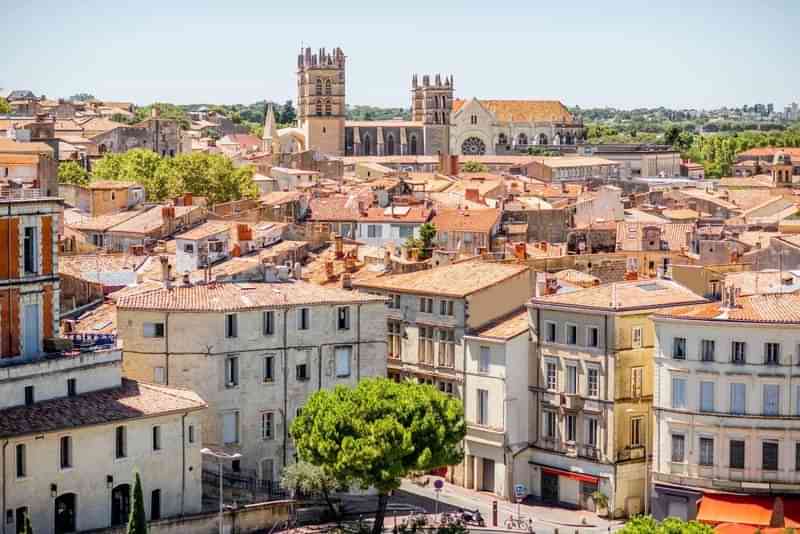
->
(325, 99, 332, 116)
(325, 79, 332, 96)
(315, 100, 323, 116)
(410, 135, 418, 155)
(498, 133, 507, 146)
(363, 134, 372, 156)
(461, 137, 486, 156)
(470, 114, 478, 125)
(517, 133, 528, 146)
(538, 133, 548, 145)
(386, 134, 395, 155)
(315, 78, 323, 96)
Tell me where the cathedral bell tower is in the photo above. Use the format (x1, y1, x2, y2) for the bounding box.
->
(412, 73, 453, 157)
(297, 47, 346, 156)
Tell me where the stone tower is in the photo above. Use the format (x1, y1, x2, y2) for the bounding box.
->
(412, 73, 453, 156)
(297, 46, 346, 156)
(772, 150, 793, 185)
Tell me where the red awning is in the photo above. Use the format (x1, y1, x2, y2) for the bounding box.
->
(698, 494, 776, 527)
(541, 466, 599, 484)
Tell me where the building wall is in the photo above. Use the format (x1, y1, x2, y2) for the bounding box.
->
(466, 270, 533, 329)
(90, 187, 131, 217)
(354, 221, 422, 248)
(119, 300, 387, 475)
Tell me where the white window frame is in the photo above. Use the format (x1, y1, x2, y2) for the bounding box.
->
(261, 412, 274, 440)
(586, 326, 599, 348)
(224, 313, 238, 338)
(263, 354, 275, 383)
(587, 366, 599, 397)
(565, 323, 578, 346)
(545, 360, 557, 391)
(544, 321, 557, 343)
(632, 326, 643, 349)
(335, 346, 352, 378)
(225, 356, 239, 388)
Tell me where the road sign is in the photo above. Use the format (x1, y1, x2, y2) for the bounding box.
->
(514, 484, 527, 499)
(434, 479, 444, 490)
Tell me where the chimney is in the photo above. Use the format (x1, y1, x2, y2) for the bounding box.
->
(277, 265, 290, 281)
(514, 242, 527, 261)
(465, 188, 480, 204)
(451, 155, 459, 175)
(237, 223, 252, 242)
(325, 260, 335, 281)
(344, 254, 357, 272)
(262, 261, 278, 282)
(182, 272, 191, 286)
(384, 249, 392, 270)
(341, 273, 352, 290)
(334, 233, 344, 259)
(183, 192, 193, 206)
(544, 276, 558, 295)
(159, 255, 172, 289)
(293, 262, 303, 281)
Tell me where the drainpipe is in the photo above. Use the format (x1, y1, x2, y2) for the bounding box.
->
(356, 304, 362, 380)
(181, 412, 187, 516)
(603, 313, 611, 508)
(2, 440, 7, 534)
(165, 311, 170, 385)
(282, 308, 289, 467)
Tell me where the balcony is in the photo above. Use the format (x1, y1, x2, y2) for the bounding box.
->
(653, 469, 800, 493)
(579, 445, 602, 461)
(466, 424, 505, 447)
(0, 335, 121, 380)
(617, 445, 645, 462)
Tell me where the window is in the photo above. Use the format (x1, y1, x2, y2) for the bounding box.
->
(298, 308, 310, 330)
(731, 383, 747, 414)
(232, 459, 241, 472)
(730, 440, 745, 469)
(763, 384, 780, 416)
(184, 243, 194, 253)
(24, 386, 34, 406)
(544, 411, 556, 439)
(732, 341, 746, 364)
(587, 327, 599, 348)
(222, 412, 239, 444)
(587, 367, 599, 397)
(188, 425, 195, 444)
(566, 324, 577, 345)
(296, 363, 308, 381)
(419, 297, 433, 313)
(439, 300, 454, 316)
(335, 346, 352, 377)
(315, 78, 323, 96)
(479, 346, 490, 373)
(388, 320, 403, 359)
(263, 311, 275, 336)
(152, 426, 162, 451)
(546, 361, 557, 390)
(115, 426, 127, 459)
(765, 343, 781, 365)
(263, 355, 275, 382)
(261, 412, 274, 440)
(701, 339, 715, 362)
(60, 435, 73, 468)
(630, 417, 642, 446)
(796, 443, 800, 472)
(143, 322, 164, 338)
(699, 381, 715, 412)
(437, 329, 455, 368)
(566, 365, 577, 394)
(224, 314, 238, 338)
(153, 367, 165, 384)
(699, 437, 714, 466)
(470, 114, 478, 125)
(587, 417, 598, 447)
(388, 294, 401, 309)
(671, 434, 685, 463)
(337, 307, 350, 330)
(477, 389, 488, 426)
(23, 227, 37, 274)
(14, 508, 28, 534)
(631, 367, 643, 398)
(632, 326, 643, 349)
(150, 489, 161, 521)
(418, 326, 435, 364)
(67, 378, 76, 397)
(763, 441, 779, 471)
(544, 321, 556, 343)
(15, 444, 26, 478)
(565, 414, 577, 442)
(366, 224, 382, 238)
(673, 337, 686, 359)
(671, 376, 687, 409)
(225, 356, 239, 387)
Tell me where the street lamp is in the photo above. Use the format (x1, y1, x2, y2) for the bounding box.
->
(201, 448, 242, 534)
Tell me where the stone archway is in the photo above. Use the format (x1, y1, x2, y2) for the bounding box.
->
(386, 134, 395, 156)
(461, 136, 486, 156)
(363, 134, 372, 156)
(537, 133, 548, 145)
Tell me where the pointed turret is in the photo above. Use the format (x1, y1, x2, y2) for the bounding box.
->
(262, 103, 281, 154)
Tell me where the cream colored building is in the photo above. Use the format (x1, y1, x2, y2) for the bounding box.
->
(527, 279, 705, 518)
(651, 292, 800, 522)
(117, 273, 387, 482)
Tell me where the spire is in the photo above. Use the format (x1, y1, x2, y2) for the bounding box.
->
(263, 103, 280, 154)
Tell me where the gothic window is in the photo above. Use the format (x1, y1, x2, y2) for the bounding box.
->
(517, 133, 528, 146)
(363, 134, 372, 156)
(324, 79, 332, 96)
(315, 78, 323, 96)
(538, 133, 548, 145)
(498, 133, 507, 146)
(470, 114, 478, 125)
(461, 137, 486, 156)
(325, 99, 332, 116)
(386, 134, 395, 155)
(315, 100, 323, 116)
(410, 135, 418, 155)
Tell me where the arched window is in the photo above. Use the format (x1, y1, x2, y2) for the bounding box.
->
(410, 135, 418, 155)
(324, 79, 332, 96)
(98, 143, 108, 154)
(461, 137, 486, 155)
(363, 134, 372, 156)
(517, 133, 528, 146)
(498, 133, 507, 146)
(54, 493, 77, 534)
(324, 99, 332, 116)
(470, 114, 478, 125)
(315, 78, 323, 96)
(111, 484, 131, 526)
(386, 134, 395, 155)
(538, 133, 548, 145)
(315, 100, 323, 116)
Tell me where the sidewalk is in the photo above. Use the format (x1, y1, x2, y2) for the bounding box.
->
(399, 477, 625, 531)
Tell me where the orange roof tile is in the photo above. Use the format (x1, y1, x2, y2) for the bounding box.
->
(472, 307, 528, 340)
(453, 99, 574, 123)
(531, 279, 706, 311)
(432, 208, 501, 233)
(654, 292, 800, 324)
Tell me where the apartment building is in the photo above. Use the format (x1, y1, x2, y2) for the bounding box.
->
(353, 259, 534, 490)
(461, 308, 532, 499)
(117, 270, 387, 482)
(651, 292, 800, 522)
(527, 280, 706, 517)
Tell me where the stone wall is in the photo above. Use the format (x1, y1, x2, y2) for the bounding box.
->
(503, 207, 573, 243)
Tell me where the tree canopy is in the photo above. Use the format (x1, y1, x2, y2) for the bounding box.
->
(58, 161, 90, 186)
(68, 93, 96, 102)
(281, 461, 340, 518)
(461, 160, 488, 173)
(291, 378, 466, 534)
(90, 150, 258, 204)
(134, 103, 190, 129)
(0, 98, 10, 114)
(619, 515, 714, 534)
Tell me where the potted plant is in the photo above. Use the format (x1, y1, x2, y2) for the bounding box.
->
(591, 490, 609, 517)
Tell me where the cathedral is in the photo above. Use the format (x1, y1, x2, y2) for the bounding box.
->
(262, 46, 584, 158)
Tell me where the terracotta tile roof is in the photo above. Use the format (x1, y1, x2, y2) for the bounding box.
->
(177, 221, 230, 241)
(353, 260, 530, 298)
(88, 180, 140, 190)
(109, 205, 200, 235)
(260, 191, 305, 205)
(357, 205, 433, 223)
(116, 280, 385, 312)
(531, 279, 706, 311)
(308, 196, 361, 222)
(0, 379, 206, 439)
(654, 293, 800, 324)
(555, 269, 600, 286)
(219, 134, 262, 148)
(71, 302, 118, 334)
(616, 222, 694, 252)
(536, 156, 618, 169)
(68, 209, 145, 232)
(719, 176, 774, 188)
(738, 147, 800, 158)
(723, 269, 800, 296)
(472, 307, 529, 340)
(661, 208, 700, 220)
(432, 208, 501, 233)
(340, 155, 440, 165)
(453, 99, 574, 123)
(59, 253, 149, 279)
(0, 138, 54, 154)
(0, 154, 39, 165)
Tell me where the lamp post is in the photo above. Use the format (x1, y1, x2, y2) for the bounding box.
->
(201, 448, 242, 534)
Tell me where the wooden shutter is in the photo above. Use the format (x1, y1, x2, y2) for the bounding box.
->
(41, 216, 53, 275)
(0, 218, 20, 279)
(43, 284, 54, 339)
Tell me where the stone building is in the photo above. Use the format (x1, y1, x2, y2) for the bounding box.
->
(116, 275, 388, 481)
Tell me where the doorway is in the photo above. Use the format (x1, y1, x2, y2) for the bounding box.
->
(542, 472, 559, 504)
(54, 493, 76, 534)
(581, 482, 598, 511)
(481, 459, 495, 493)
(111, 484, 131, 526)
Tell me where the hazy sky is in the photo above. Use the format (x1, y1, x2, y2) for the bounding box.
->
(2, 0, 798, 110)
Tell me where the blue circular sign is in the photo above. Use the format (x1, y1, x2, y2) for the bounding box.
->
(434, 479, 444, 490)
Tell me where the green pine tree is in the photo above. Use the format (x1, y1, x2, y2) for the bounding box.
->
(127, 472, 148, 534)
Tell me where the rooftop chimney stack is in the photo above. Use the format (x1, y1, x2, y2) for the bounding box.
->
(160, 255, 172, 289)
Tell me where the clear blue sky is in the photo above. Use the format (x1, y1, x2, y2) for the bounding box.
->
(2, 0, 798, 110)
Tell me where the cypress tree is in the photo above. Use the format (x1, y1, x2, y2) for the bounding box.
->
(126, 472, 148, 534)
